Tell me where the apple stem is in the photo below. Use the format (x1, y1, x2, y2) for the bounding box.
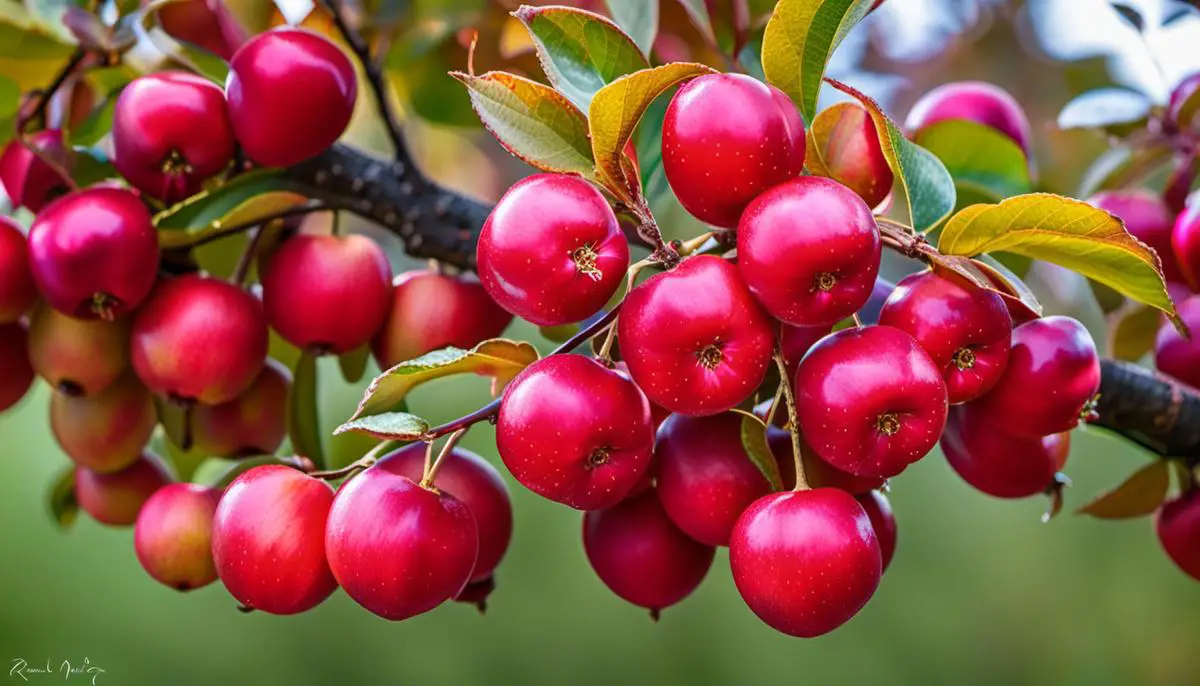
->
(230, 227, 266, 287)
(422, 428, 469, 488)
(762, 383, 785, 432)
(678, 231, 716, 256)
(772, 348, 810, 492)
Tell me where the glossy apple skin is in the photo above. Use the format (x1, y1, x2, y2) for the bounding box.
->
(226, 29, 357, 167)
(192, 359, 290, 457)
(0, 323, 34, 413)
(1155, 295, 1200, 388)
(27, 187, 159, 319)
(796, 326, 948, 478)
(730, 489, 881, 638)
(212, 465, 338, 614)
(662, 73, 805, 228)
(878, 271, 1012, 404)
(905, 81, 1032, 153)
(478, 174, 628, 326)
(261, 233, 393, 355)
(584, 489, 714, 614)
(50, 374, 156, 473)
(375, 443, 513, 586)
(131, 274, 268, 405)
(1090, 190, 1185, 285)
(75, 455, 170, 527)
(780, 323, 832, 382)
(1156, 490, 1200, 581)
(28, 302, 130, 396)
(497, 355, 654, 510)
(1172, 200, 1200, 291)
(809, 102, 893, 208)
(112, 72, 235, 203)
(372, 269, 513, 369)
(0, 217, 36, 323)
(0, 129, 70, 212)
(151, 0, 246, 60)
(940, 403, 1068, 499)
(858, 490, 897, 572)
(765, 428, 885, 495)
(619, 255, 775, 416)
(135, 483, 221, 591)
(738, 177, 881, 327)
(326, 470, 478, 621)
(972, 316, 1100, 438)
(655, 412, 773, 547)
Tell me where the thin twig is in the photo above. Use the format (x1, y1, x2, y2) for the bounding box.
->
(231, 227, 265, 286)
(773, 348, 809, 491)
(320, 0, 409, 160)
(309, 440, 392, 480)
(422, 428, 468, 487)
(16, 48, 89, 193)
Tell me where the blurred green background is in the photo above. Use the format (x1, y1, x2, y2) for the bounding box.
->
(4, 0, 1200, 684)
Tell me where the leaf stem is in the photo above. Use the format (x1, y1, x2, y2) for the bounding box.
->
(309, 440, 392, 481)
(773, 348, 809, 492)
(421, 428, 468, 488)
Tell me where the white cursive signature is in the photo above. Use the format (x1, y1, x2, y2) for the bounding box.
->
(9, 658, 106, 686)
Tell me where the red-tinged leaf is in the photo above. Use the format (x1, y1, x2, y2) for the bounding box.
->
(1075, 459, 1170, 519)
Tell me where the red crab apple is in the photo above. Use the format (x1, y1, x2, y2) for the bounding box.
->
(261, 233, 393, 355)
(584, 489, 715, 616)
(1155, 296, 1200, 388)
(972, 316, 1100, 438)
(619, 255, 775, 416)
(0, 323, 34, 413)
(780, 323, 832, 382)
(662, 73, 805, 228)
(27, 187, 159, 319)
(477, 174, 629, 326)
(941, 403, 1069, 499)
(50, 374, 156, 473)
(807, 102, 894, 208)
(857, 490, 897, 572)
(730, 488, 881, 638)
(655, 412, 774, 546)
(906, 81, 1032, 153)
(374, 444, 513, 601)
(212, 465, 337, 614)
(150, 0, 246, 60)
(1156, 490, 1200, 581)
(112, 72, 236, 204)
(0, 129, 70, 212)
(28, 303, 130, 396)
(795, 325, 948, 478)
(191, 359, 290, 457)
(372, 269, 512, 369)
(738, 176, 881, 327)
(1172, 197, 1200, 291)
(0, 217, 36, 323)
(1090, 190, 1185, 284)
(878, 270, 1012, 404)
(497, 355, 654, 509)
(74, 455, 170, 527)
(326, 468, 478, 621)
(766, 428, 885, 495)
(135, 483, 221, 591)
(131, 274, 268, 405)
(226, 28, 357, 167)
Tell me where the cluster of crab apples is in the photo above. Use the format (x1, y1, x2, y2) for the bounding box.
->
(2, 16, 1200, 636)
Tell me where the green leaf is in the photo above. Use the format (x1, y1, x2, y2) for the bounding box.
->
(761, 0, 874, 122)
(1108, 304, 1161, 361)
(827, 78, 956, 232)
(335, 411, 432, 441)
(604, 0, 658, 57)
(731, 409, 783, 491)
(288, 353, 326, 468)
(1077, 144, 1173, 199)
(913, 119, 1031, 201)
(154, 169, 300, 231)
(453, 70, 595, 178)
(0, 2, 75, 90)
(1075, 459, 1169, 520)
(70, 146, 119, 187)
(589, 62, 717, 204)
(48, 465, 78, 530)
(938, 193, 1181, 328)
(153, 396, 192, 451)
(0, 75, 21, 148)
(141, 3, 229, 84)
(675, 0, 716, 44)
(539, 323, 579, 343)
(345, 338, 540, 423)
(513, 5, 649, 110)
(193, 455, 309, 489)
(339, 345, 371, 384)
(1057, 88, 1151, 135)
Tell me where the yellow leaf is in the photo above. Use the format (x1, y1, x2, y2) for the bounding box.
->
(157, 191, 308, 249)
(1108, 304, 1163, 362)
(588, 62, 716, 205)
(1075, 459, 1169, 519)
(938, 193, 1182, 329)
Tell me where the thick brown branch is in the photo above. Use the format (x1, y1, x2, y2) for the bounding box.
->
(1092, 359, 1200, 460)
